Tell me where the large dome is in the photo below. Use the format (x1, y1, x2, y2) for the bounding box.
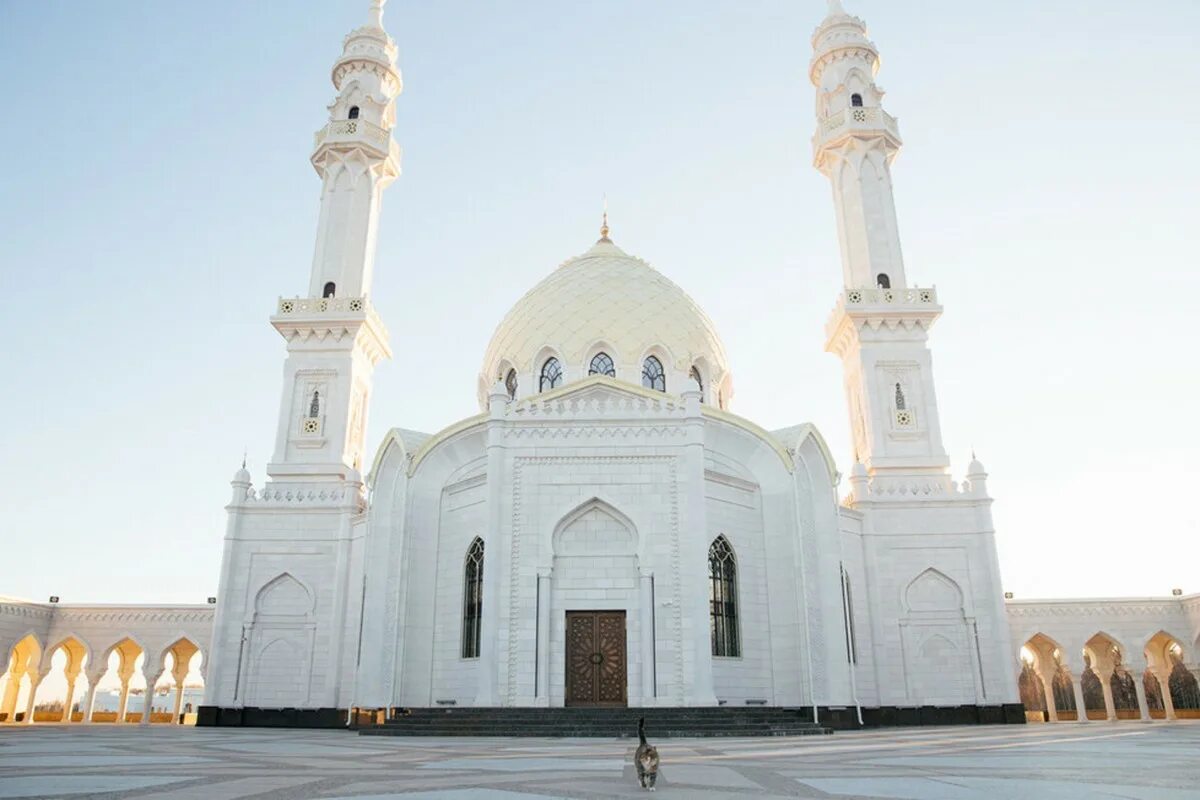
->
(479, 235, 732, 409)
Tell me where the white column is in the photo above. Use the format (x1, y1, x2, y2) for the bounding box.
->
(81, 667, 106, 724)
(1098, 668, 1117, 721)
(22, 672, 45, 724)
(116, 666, 134, 723)
(140, 670, 164, 725)
(639, 572, 655, 706)
(536, 573, 551, 706)
(474, 388, 508, 706)
(171, 660, 190, 723)
(1132, 668, 1150, 722)
(1071, 669, 1089, 723)
(0, 667, 24, 720)
(1157, 670, 1177, 720)
(1037, 670, 1058, 722)
(61, 671, 80, 723)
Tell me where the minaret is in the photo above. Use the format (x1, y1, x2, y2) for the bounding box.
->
(814, 2, 950, 479)
(267, 0, 400, 482)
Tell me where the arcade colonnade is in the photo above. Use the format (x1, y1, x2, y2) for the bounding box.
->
(0, 600, 213, 724)
(1006, 596, 1200, 723)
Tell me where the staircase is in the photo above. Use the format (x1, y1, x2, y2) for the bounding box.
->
(358, 706, 832, 738)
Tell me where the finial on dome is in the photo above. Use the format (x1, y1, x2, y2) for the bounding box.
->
(599, 195, 611, 242)
(241, 449, 247, 470)
(368, 0, 386, 29)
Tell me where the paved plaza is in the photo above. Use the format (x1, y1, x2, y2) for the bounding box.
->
(0, 723, 1197, 799)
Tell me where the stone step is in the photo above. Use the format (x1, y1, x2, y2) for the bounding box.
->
(358, 707, 832, 738)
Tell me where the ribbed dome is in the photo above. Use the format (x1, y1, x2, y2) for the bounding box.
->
(479, 237, 732, 409)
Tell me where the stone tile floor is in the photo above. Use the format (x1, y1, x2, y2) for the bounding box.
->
(0, 722, 1197, 799)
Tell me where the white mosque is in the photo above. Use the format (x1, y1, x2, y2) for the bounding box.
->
(3, 1, 1198, 730)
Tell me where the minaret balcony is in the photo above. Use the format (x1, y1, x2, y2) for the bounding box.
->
(824, 286, 942, 354)
(312, 119, 397, 161)
(271, 296, 392, 362)
(813, 106, 901, 152)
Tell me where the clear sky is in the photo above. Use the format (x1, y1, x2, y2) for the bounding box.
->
(1, 0, 1197, 605)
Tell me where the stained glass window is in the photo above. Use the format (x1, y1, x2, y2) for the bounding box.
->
(539, 357, 563, 392)
(895, 383, 906, 410)
(709, 536, 739, 657)
(642, 356, 665, 392)
(309, 391, 320, 418)
(588, 352, 615, 377)
(462, 538, 484, 658)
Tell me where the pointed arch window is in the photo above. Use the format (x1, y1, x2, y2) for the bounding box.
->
(462, 538, 484, 658)
(504, 368, 518, 400)
(539, 357, 563, 392)
(642, 355, 666, 392)
(876, 273, 890, 289)
(894, 383, 906, 410)
(851, 93, 864, 107)
(709, 535, 739, 657)
(348, 106, 360, 120)
(309, 391, 320, 418)
(588, 352, 615, 377)
(323, 282, 336, 298)
(689, 365, 704, 399)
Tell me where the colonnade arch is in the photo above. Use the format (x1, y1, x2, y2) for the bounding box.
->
(1016, 628, 1200, 723)
(0, 633, 206, 725)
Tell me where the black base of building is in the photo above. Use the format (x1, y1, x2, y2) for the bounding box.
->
(819, 703, 1026, 730)
(195, 706, 347, 728)
(196, 703, 1025, 733)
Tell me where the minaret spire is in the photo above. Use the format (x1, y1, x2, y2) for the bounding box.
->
(368, 0, 386, 29)
(826, 0, 846, 15)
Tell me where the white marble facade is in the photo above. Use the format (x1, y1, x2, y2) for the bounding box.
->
(199, 1, 1026, 718)
(11, 1, 1196, 728)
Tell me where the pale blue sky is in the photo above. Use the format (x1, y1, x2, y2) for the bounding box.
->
(1, 1, 1197, 604)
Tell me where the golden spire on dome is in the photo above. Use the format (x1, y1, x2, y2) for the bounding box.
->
(599, 195, 611, 242)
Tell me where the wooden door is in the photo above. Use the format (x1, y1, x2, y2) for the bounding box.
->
(565, 611, 627, 707)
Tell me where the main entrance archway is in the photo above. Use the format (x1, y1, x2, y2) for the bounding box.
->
(565, 611, 627, 707)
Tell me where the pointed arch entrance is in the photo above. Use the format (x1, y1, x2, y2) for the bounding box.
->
(546, 498, 643, 708)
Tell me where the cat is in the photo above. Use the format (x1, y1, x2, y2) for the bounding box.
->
(634, 716, 660, 791)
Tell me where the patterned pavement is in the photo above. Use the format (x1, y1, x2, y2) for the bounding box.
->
(0, 722, 1197, 799)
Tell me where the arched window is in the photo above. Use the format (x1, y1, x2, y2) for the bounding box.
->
(588, 352, 615, 377)
(539, 357, 563, 392)
(348, 106, 360, 120)
(642, 355, 666, 392)
(689, 365, 703, 399)
(851, 93, 863, 107)
(504, 369, 518, 400)
(894, 383, 906, 410)
(462, 538, 484, 658)
(709, 536, 739, 657)
(840, 564, 857, 664)
(876, 273, 890, 289)
(323, 282, 336, 298)
(309, 391, 320, 418)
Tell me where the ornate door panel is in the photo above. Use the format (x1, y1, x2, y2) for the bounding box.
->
(565, 611, 627, 707)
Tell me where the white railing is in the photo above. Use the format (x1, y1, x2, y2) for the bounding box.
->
(815, 106, 900, 146)
(843, 286, 937, 305)
(277, 296, 367, 315)
(312, 118, 391, 150)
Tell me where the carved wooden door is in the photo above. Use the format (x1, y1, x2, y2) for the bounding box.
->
(565, 611, 627, 706)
